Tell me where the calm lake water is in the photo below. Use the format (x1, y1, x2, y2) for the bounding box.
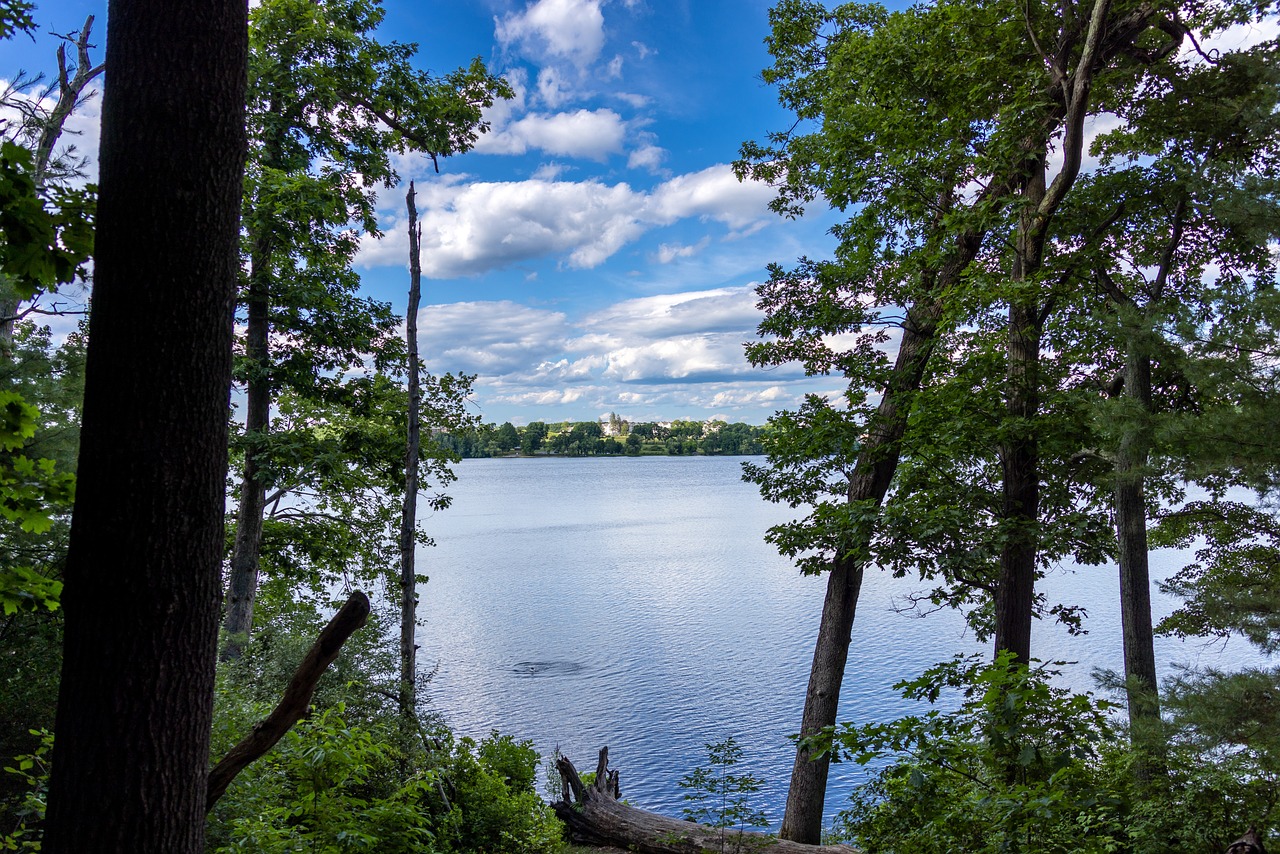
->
(415, 456, 1257, 825)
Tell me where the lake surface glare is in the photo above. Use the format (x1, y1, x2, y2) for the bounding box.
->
(417, 456, 1254, 825)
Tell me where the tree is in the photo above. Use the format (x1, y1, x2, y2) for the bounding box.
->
(0, 11, 99, 813)
(495, 422, 520, 453)
(221, 0, 508, 659)
(520, 421, 547, 455)
(41, 0, 247, 848)
(399, 182, 423, 724)
(740, 0, 1197, 839)
(0, 321, 84, 803)
(1095, 40, 1278, 749)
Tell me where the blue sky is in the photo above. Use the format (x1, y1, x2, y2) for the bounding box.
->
(6, 0, 850, 426)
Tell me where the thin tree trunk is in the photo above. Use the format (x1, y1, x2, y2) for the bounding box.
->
(993, 299, 1041, 665)
(1114, 344, 1160, 741)
(781, 289, 952, 843)
(221, 127, 282, 662)
(780, 211, 990, 843)
(43, 0, 247, 848)
(1107, 195, 1185, 772)
(399, 182, 423, 721)
(221, 228, 272, 661)
(992, 0, 1114, 661)
(780, 553, 864, 843)
(993, 159, 1044, 665)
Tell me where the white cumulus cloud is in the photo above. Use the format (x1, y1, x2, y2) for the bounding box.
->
(475, 108, 627, 160)
(495, 0, 606, 68)
(357, 164, 777, 277)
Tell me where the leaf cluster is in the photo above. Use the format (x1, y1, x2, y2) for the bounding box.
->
(0, 141, 93, 305)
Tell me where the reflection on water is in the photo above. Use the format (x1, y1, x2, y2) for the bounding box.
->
(416, 456, 1258, 826)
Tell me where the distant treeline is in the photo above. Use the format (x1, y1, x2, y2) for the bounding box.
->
(436, 419, 767, 458)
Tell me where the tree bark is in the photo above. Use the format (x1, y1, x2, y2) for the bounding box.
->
(780, 284, 961, 843)
(1114, 343, 1160, 734)
(42, 0, 247, 849)
(221, 126, 282, 662)
(780, 212, 991, 843)
(1108, 195, 1185, 770)
(399, 182, 423, 722)
(781, 553, 864, 844)
(554, 749, 860, 854)
(207, 591, 370, 811)
(992, 0, 1115, 663)
(993, 179, 1044, 665)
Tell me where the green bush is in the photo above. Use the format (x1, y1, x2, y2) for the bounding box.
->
(207, 699, 564, 854)
(432, 732, 564, 854)
(826, 654, 1278, 853)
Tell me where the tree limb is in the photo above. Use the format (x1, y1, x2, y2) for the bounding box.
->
(205, 591, 371, 811)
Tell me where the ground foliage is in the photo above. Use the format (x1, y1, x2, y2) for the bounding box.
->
(826, 655, 1279, 853)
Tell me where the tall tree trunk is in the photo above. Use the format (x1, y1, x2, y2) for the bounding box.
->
(399, 182, 423, 722)
(221, 227, 273, 661)
(1114, 343, 1161, 747)
(43, 0, 247, 849)
(1107, 195, 1185, 771)
(780, 553, 865, 843)
(992, 0, 1114, 660)
(221, 127, 282, 662)
(993, 161, 1046, 664)
(781, 217, 988, 843)
(780, 294, 947, 843)
(993, 299, 1041, 664)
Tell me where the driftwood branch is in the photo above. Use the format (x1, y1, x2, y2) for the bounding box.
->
(205, 591, 371, 811)
(552, 748, 859, 854)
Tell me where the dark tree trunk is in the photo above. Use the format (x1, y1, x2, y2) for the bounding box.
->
(993, 306, 1041, 665)
(1108, 196, 1186, 771)
(781, 554, 864, 844)
(781, 294, 948, 843)
(221, 128, 281, 662)
(992, 0, 1116, 663)
(399, 183, 423, 721)
(1114, 344, 1160, 736)
(993, 156, 1046, 665)
(781, 224, 988, 843)
(221, 239, 271, 660)
(43, 0, 247, 850)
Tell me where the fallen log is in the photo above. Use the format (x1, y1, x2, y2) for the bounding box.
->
(552, 748, 859, 854)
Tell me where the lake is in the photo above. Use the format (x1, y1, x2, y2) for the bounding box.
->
(415, 455, 1257, 826)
